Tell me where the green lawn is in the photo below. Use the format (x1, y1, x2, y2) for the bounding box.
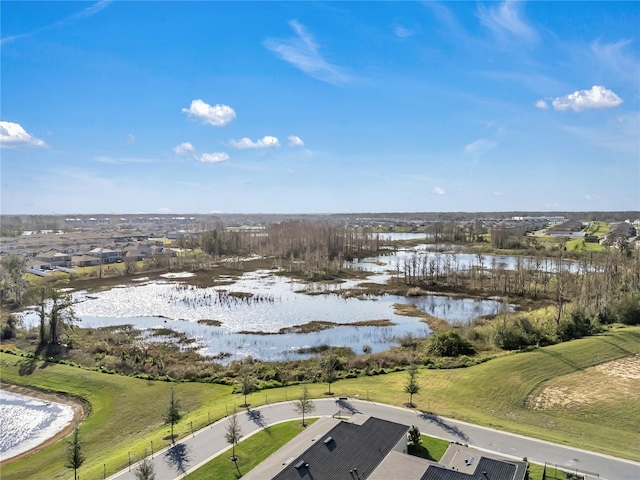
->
(0, 356, 232, 480)
(2, 327, 639, 479)
(564, 238, 605, 252)
(409, 434, 450, 462)
(183, 419, 316, 480)
(586, 222, 610, 236)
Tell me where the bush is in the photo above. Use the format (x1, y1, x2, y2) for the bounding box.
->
(427, 330, 475, 357)
(398, 332, 418, 348)
(408, 425, 421, 445)
(557, 312, 599, 342)
(611, 295, 640, 325)
(0, 315, 21, 340)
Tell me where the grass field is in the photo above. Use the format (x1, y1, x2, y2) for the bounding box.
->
(0, 359, 232, 480)
(586, 222, 610, 237)
(1, 326, 639, 479)
(183, 419, 316, 480)
(564, 238, 605, 252)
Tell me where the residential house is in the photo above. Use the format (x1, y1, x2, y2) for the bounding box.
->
(244, 415, 527, 480)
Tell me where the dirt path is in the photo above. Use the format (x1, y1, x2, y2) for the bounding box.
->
(0, 382, 88, 464)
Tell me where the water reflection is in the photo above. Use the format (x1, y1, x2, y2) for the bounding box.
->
(20, 245, 521, 362)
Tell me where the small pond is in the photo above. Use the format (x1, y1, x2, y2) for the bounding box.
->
(0, 391, 74, 461)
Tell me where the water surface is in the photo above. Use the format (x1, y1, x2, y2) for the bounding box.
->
(0, 390, 74, 461)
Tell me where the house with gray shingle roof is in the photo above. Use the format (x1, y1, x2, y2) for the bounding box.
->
(244, 415, 527, 480)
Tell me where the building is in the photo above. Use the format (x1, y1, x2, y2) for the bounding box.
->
(244, 415, 527, 480)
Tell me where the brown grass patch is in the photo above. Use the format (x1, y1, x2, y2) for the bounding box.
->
(528, 354, 640, 410)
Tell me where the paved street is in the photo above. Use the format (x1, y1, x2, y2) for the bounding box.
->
(108, 398, 640, 480)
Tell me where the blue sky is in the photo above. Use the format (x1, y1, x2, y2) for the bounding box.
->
(1, 1, 638, 214)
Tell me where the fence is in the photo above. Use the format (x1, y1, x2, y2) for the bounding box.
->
(542, 461, 600, 480)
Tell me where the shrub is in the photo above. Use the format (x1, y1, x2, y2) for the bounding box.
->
(427, 330, 475, 357)
(557, 312, 599, 342)
(408, 425, 421, 445)
(398, 332, 417, 348)
(611, 295, 640, 325)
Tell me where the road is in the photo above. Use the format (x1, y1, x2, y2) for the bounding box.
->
(107, 398, 639, 480)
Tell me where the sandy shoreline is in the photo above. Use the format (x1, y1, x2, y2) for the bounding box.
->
(0, 382, 87, 464)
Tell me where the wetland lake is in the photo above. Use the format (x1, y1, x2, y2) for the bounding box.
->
(22, 240, 520, 362)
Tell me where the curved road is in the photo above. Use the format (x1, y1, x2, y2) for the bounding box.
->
(108, 398, 639, 480)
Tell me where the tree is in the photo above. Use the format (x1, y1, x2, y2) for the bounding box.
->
(239, 370, 255, 407)
(66, 426, 85, 480)
(404, 364, 420, 408)
(0, 254, 27, 305)
(164, 388, 182, 443)
(294, 386, 315, 427)
(26, 287, 77, 347)
(408, 425, 421, 446)
(48, 288, 76, 345)
(225, 411, 242, 462)
(135, 454, 156, 480)
(322, 352, 339, 395)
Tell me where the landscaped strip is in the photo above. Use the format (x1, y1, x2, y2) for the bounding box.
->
(183, 419, 316, 480)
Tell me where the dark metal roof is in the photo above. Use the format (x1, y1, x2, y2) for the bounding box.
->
(272, 417, 409, 480)
(421, 457, 519, 480)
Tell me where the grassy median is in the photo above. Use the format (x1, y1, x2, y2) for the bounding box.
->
(183, 419, 316, 480)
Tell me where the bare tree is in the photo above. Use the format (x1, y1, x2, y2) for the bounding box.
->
(294, 386, 315, 427)
(26, 287, 77, 347)
(134, 453, 156, 480)
(225, 411, 242, 462)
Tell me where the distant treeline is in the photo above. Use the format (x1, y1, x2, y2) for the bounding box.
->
(2, 210, 638, 233)
(200, 221, 382, 276)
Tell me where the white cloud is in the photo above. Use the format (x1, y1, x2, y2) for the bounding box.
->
(477, 0, 537, 42)
(433, 187, 445, 195)
(287, 135, 304, 147)
(535, 100, 549, 110)
(174, 142, 195, 156)
(199, 152, 229, 163)
(93, 156, 155, 164)
(229, 136, 280, 149)
(394, 25, 415, 39)
(493, 191, 503, 197)
(127, 134, 136, 144)
(1, 0, 111, 45)
(562, 113, 639, 155)
(182, 99, 236, 126)
(591, 39, 640, 84)
(551, 85, 623, 112)
(464, 139, 498, 156)
(264, 20, 351, 84)
(0, 121, 47, 148)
